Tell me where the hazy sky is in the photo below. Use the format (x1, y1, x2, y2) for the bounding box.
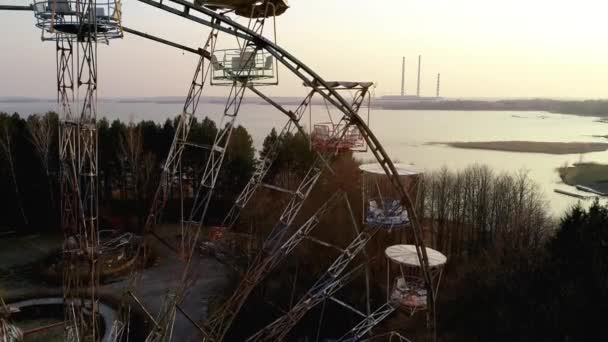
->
(1, 0, 607, 98)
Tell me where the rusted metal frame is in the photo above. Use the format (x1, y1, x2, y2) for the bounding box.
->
(56, 33, 84, 342)
(258, 118, 351, 256)
(76, 16, 102, 337)
(315, 298, 327, 342)
(221, 89, 316, 228)
(260, 182, 295, 195)
(110, 27, 218, 342)
(343, 193, 372, 317)
(338, 302, 396, 342)
(302, 235, 345, 253)
(246, 227, 377, 341)
(98, 25, 335, 341)
(329, 296, 367, 319)
(152, 13, 271, 342)
(115, 0, 433, 336)
(246, 263, 367, 342)
(205, 191, 344, 341)
(361, 332, 413, 342)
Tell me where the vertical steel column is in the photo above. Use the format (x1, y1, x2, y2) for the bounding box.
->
(77, 11, 100, 342)
(57, 31, 86, 342)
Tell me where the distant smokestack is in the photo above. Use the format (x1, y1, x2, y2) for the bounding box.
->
(436, 73, 441, 98)
(416, 55, 421, 97)
(401, 57, 405, 97)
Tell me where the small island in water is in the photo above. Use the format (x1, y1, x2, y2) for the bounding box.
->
(558, 162, 608, 195)
(431, 141, 608, 155)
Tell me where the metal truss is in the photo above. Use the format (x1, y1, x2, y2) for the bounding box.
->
(76, 6, 101, 339)
(108, 27, 219, 342)
(53, 0, 103, 337)
(362, 332, 413, 342)
(246, 260, 370, 342)
(205, 191, 345, 341)
(221, 90, 315, 229)
(246, 210, 382, 341)
(132, 7, 436, 323)
(146, 27, 217, 242)
(205, 79, 370, 341)
(4, 1, 438, 340)
(144, 12, 274, 342)
(338, 302, 396, 342)
(56, 32, 83, 341)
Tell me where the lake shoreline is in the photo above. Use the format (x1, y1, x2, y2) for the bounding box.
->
(375, 98, 608, 118)
(430, 141, 608, 155)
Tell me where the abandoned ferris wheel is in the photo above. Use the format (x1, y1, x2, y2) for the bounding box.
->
(0, 0, 447, 341)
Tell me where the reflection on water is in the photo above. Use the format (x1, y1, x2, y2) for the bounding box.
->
(5, 100, 607, 217)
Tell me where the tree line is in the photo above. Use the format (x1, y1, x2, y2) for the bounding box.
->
(0, 111, 256, 233)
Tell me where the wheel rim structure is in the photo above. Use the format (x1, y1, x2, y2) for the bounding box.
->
(127, 0, 436, 340)
(0, 1, 438, 341)
(131, 1, 436, 311)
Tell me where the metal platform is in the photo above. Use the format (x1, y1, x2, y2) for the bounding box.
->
(311, 122, 365, 152)
(33, 0, 122, 41)
(365, 198, 410, 228)
(211, 48, 276, 85)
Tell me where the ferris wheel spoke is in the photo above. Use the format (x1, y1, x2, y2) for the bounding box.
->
(222, 89, 315, 229)
(338, 302, 397, 342)
(109, 28, 218, 342)
(206, 191, 344, 340)
(247, 262, 368, 342)
(150, 15, 277, 340)
(205, 83, 373, 341)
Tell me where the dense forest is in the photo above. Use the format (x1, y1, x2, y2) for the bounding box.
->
(0, 111, 607, 340)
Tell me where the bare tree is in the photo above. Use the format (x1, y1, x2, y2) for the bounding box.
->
(118, 121, 143, 200)
(0, 119, 28, 225)
(27, 113, 57, 209)
(420, 165, 550, 260)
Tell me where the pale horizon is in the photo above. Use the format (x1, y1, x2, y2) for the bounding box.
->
(1, 0, 607, 99)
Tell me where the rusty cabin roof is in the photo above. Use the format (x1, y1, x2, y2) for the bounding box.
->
(195, 0, 289, 18)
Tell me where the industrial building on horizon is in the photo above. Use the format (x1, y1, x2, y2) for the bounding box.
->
(378, 55, 443, 104)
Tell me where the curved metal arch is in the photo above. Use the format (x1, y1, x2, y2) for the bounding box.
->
(135, 0, 436, 333)
(136, 0, 434, 294)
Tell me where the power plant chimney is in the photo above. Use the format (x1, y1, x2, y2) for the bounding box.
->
(436, 73, 441, 98)
(401, 57, 405, 97)
(416, 55, 421, 97)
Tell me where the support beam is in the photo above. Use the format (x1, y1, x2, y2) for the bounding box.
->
(122, 26, 210, 58)
(0, 5, 32, 11)
(338, 302, 396, 341)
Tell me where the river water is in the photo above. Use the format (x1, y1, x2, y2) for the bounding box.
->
(3, 99, 607, 217)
